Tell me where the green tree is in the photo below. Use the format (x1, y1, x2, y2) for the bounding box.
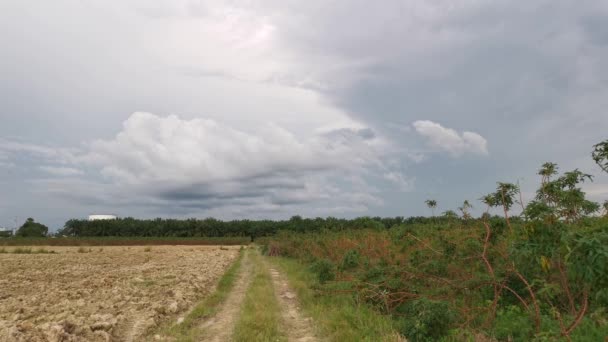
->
(591, 139, 608, 173)
(442, 210, 458, 219)
(425, 199, 437, 217)
(538, 162, 558, 184)
(525, 166, 599, 222)
(458, 200, 473, 220)
(16, 218, 48, 237)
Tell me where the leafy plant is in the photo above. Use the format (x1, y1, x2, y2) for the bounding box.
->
(340, 249, 361, 271)
(592, 139, 608, 173)
(16, 218, 48, 237)
(425, 199, 437, 217)
(398, 298, 454, 342)
(309, 259, 336, 284)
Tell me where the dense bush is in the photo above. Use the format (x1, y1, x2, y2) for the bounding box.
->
(261, 152, 608, 340)
(309, 259, 336, 284)
(16, 218, 48, 237)
(397, 298, 454, 342)
(340, 249, 361, 271)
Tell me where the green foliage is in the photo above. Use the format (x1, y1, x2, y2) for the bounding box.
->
(492, 305, 534, 341)
(425, 199, 438, 216)
(259, 144, 608, 341)
(398, 299, 454, 342)
(442, 210, 458, 220)
(458, 200, 473, 220)
(233, 249, 284, 342)
(567, 229, 608, 290)
(340, 249, 361, 271)
(270, 257, 401, 341)
(592, 139, 608, 173)
(59, 216, 421, 238)
(527, 167, 599, 222)
(16, 218, 48, 237)
(484, 182, 520, 212)
(310, 259, 336, 284)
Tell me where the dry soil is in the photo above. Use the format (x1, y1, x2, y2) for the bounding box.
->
(0, 246, 238, 342)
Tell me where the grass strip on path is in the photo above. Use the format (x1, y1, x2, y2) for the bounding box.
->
(233, 248, 285, 342)
(154, 247, 245, 341)
(268, 256, 403, 342)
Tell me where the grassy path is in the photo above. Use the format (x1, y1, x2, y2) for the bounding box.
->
(152, 247, 402, 341)
(150, 248, 248, 341)
(267, 257, 404, 342)
(268, 266, 318, 342)
(232, 249, 285, 341)
(199, 250, 254, 341)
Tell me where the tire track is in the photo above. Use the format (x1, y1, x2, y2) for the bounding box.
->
(269, 267, 318, 342)
(199, 251, 253, 341)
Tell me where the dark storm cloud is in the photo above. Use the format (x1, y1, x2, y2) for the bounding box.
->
(1, 0, 607, 229)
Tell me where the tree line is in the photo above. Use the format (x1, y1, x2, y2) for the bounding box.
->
(57, 216, 464, 240)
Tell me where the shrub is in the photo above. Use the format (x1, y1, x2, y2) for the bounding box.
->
(398, 298, 454, 342)
(340, 249, 361, 271)
(309, 259, 336, 284)
(492, 305, 534, 341)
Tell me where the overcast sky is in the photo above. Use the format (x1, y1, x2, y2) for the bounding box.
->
(1, 0, 607, 230)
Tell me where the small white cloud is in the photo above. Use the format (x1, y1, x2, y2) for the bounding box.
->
(39, 166, 84, 176)
(412, 120, 488, 157)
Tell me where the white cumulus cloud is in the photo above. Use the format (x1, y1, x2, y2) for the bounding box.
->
(412, 120, 488, 157)
(83, 112, 372, 185)
(66, 112, 390, 215)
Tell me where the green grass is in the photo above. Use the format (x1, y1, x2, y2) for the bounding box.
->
(233, 249, 285, 342)
(154, 248, 245, 341)
(268, 256, 402, 342)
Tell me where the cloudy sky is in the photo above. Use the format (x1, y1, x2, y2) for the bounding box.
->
(1, 0, 607, 230)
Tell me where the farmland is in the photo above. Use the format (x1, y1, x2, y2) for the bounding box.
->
(0, 246, 239, 341)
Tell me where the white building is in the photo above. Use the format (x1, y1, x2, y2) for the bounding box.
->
(88, 214, 117, 221)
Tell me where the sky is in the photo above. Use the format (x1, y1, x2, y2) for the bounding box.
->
(1, 0, 607, 230)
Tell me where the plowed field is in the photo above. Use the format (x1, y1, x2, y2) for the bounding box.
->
(0, 246, 239, 342)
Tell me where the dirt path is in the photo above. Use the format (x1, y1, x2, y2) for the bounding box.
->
(199, 251, 253, 341)
(269, 267, 318, 342)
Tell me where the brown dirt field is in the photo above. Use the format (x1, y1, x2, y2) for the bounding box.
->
(0, 246, 239, 342)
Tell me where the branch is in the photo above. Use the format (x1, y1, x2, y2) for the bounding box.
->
(565, 289, 589, 335)
(512, 268, 541, 333)
(407, 233, 443, 255)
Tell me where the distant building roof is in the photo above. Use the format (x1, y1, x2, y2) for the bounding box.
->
(88, 214, 118, 221)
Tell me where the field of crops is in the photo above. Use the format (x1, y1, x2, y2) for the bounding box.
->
(0, 246, 239, 341)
